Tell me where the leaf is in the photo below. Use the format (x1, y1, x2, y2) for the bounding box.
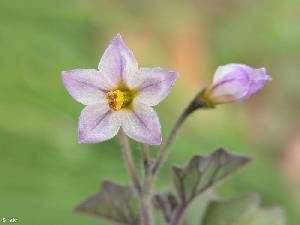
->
(172, 148, 251, 203)
(153, 192, 179, 223)
(201, 193, 286, 225)
(184, 190, 214, 225)
(75, 180, 140, 225)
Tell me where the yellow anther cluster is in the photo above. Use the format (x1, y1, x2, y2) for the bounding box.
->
(106, 90, 125, 111)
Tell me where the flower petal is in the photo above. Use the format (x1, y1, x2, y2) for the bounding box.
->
(98, 34, 138, 87)
(208, 64, 252, 104)
(78, 104, 121, 143)
(213, 64, 252, 84)
(207, 64, 272, 104)
(62, 69, 112, 105)
(209, 78, 250, 103)
(244, 68, 272, 99)
(120, 102, 162, 145)
(128, 68, 179, 106)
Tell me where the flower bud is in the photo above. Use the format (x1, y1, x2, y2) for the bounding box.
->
(204, 64, 272, 105)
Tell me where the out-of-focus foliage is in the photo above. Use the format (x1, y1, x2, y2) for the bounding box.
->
(172, 148, 251, 203)
(202, 194, 285, 225)
(75, 181, 140, 225)
(0, 0, 299, 225)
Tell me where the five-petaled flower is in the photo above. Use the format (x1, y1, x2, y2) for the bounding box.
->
(62, 34, 178, 144)
(204, 64, 272, 105)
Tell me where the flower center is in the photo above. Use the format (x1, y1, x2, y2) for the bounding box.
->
(106, 89, 133, 111)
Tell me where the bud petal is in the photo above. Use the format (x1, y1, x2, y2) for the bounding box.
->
(205, 64, 272, 104)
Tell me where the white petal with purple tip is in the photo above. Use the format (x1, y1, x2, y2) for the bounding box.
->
(209, 78, 250, 103)
(78, 104, 121, 143)
(244, 68, 272, 99)
(120, 102, 162, 145)
(128, 68, 179, 106)
(98, 34, 138, 87)
(62, 69, 112, 105)
(213, 64, 252, 84)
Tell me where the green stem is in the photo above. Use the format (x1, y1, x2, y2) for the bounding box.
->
(140, 143, 150, 176)
(140, 143, 153, 225)
(119, 130, 153, 225)
(139, 188, 153, 225)
(152, 89, 211, 175)
(169, 203, 187, 225)
(151, 106, 190, 175)
(118, 129, 142, 194)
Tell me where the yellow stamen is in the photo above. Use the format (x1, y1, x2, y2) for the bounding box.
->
(106, 90, 130, 111)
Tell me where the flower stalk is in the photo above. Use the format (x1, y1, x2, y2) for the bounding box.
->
(140, 144, 154, 225)
(139, 187, 153, 225)
(119, 130, 154, 225)
(118, 129, 142, 194)
(152, 89, 213, 176)
(140, 144, 151, 177)
(169, 203, 187, 225)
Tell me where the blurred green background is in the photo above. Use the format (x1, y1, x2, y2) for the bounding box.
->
(1, 0, 300, 224)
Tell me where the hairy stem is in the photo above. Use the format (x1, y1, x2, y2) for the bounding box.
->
(140, 190, 153, 225)
(119, 130, 153, 225)
(140, 143, 154, 225)
(140, 144, 150, 176)
(151, 107, 189, 174)
(170, 204, 187, 225)
(118, 129, 142, 194)
(152, 89, 211, 175)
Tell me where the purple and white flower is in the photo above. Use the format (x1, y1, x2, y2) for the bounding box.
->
(62, 34, 178, 145)
(204, 64, 272, 104)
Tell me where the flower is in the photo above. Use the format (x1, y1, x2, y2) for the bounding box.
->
(62, 34, 178, 145)
(203, 64, 272, 105)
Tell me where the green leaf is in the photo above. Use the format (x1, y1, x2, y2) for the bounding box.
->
(75, 180, 140, 225)
(172, 148, 251, 203)
(153, 192, 179, 223)
(184, 191, 214, 225)
(202, 193, 286, 225)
